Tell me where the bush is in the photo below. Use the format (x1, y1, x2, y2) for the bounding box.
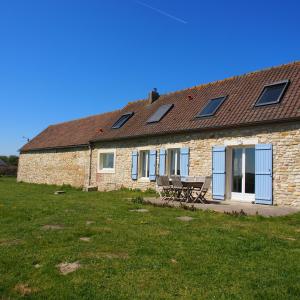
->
(0, 166, 17, 177)
(131, 196, 144, 204)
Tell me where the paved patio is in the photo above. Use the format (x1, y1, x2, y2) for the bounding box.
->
(144, 197, 300, 217)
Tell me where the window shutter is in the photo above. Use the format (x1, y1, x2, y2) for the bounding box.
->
(180, 147, 189, 178)
(255, 144, 273, 205)
(131, 150, 138, 180)
(159, 149, 166, 176)
(149, 150, 157, 181)
(212, 146, 226, 200)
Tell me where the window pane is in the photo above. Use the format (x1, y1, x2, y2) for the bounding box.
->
(176, 149, 180, 175)
(112, 113, 133, 129)
(245, 148, 255, 194)
(169, 149, 180, 175)
(102, 153, 114, 169)
(256, 82, 288, 105)
(232, 148, 242, 193)
(197, 96, 226, 117)
(141, 151, 149, 178)
(170, 150, 176, 175)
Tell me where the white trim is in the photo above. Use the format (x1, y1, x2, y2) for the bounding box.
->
(97, 149, 116, 173)
(167, 148, 181, 176)
(228, 146, 255, 202)
(138, 150, 150, 179)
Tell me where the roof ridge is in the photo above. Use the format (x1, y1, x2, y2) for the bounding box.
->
(115, 61, 300, 106)
(158, 60, 300, 98)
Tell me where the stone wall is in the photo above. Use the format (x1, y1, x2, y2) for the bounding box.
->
(18, 147, 89, 187)
(17, 122, 300, 206)
(91, 122, 300, 207)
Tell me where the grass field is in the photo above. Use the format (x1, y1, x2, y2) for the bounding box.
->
(0, 177, 299, 299)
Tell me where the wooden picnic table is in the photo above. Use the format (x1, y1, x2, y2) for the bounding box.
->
(170, 176, 205, 202)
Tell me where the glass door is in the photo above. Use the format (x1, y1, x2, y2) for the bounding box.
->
(231, 147, 255, 201)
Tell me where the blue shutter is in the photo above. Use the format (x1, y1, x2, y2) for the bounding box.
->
(212, 146, 226, 200)
(131, 150, 138, 180)
(159, 149, 166, 176)
(255, 144, 273, 205)
(180, 148, 189, 178)
(149, 150, 157, 181)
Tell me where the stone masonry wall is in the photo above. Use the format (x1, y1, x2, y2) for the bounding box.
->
(18, 147, 89, 187)
(17, 122, 300, 206)
(91, 122, 300, 207)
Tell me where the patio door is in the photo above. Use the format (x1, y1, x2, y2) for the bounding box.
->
(231, 147, 255, 202)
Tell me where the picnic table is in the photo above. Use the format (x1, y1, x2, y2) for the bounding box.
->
(169, 176, 206, 203)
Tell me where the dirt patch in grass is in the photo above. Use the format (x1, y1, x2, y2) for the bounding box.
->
(56, 261, 81, 275)
(177, 216, 194, 222)
(14, 283, 38, 296)
(0, 239, 23, 246)
(280, 236, 296, 241)
(42, 224, 64, 230)
(86, 221, 95, 225)
(79, 237, 91, 242)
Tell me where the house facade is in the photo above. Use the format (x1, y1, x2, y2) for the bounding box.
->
(18, 62, 300, 206)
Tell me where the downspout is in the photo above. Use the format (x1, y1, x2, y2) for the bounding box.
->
(87, 142, 93, 187)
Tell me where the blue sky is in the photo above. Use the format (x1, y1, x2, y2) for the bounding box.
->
(0, 0, 299, 155)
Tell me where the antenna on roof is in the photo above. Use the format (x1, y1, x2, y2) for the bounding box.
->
(22, 136, 30, 142)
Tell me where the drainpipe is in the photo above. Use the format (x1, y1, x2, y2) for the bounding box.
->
(87, 142, 93, 187)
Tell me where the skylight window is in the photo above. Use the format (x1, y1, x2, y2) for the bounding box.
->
(196, 96, 227, 117)
(255, 80, 289, 107)
(112, 112, 134, 129)
(147, 104, 174, 123)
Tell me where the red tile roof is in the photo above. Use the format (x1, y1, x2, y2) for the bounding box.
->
(21, 62, 300, 152)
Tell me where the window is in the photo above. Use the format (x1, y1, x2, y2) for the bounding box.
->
(255, 80, 289, 106)
(139, 150, 150, 178)
(98, 150, 116, 173)
(112, 112, 134, 129)
(147, 104, 174, 123)
(196, 96, 227, 117)
(168, 148, 180, 176)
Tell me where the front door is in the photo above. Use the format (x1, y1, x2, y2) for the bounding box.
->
(231, 147, 255, 202)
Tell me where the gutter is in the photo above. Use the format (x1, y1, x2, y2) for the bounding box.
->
(20, 143, 89, 154)
(87, 142, 93, 187)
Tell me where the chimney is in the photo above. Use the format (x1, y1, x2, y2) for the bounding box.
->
(148, 88, 160, 104)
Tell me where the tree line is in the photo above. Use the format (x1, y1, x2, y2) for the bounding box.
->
(0, 155, 19, 166)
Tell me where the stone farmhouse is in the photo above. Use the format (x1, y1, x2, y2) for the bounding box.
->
(18, 62, 300, 206)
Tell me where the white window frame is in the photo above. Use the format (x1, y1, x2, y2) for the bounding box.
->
(227, 145, 255, 202)
(139, 150, 150, 180)
(97, 149, 116, 173)
(167, 148, 181, 176)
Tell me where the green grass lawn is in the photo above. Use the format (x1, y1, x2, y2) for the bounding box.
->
(0, 177, 299, 299)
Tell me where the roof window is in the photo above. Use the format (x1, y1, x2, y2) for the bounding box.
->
(196, 96, 227, 117)
(255, 80, 289, 107)
(112, 112, 134, 129)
